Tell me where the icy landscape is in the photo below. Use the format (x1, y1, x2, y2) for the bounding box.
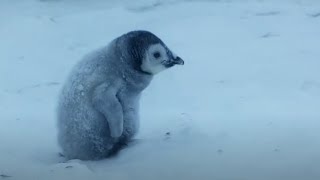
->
(0, 0, 320, 179)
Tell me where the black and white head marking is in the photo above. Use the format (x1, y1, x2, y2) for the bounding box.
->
(125, 31, 184, 75)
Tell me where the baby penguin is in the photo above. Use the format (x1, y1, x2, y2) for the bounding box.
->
(57, 30, 184, 160)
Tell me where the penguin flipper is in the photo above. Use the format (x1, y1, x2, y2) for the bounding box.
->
(92, 82, 124, 138)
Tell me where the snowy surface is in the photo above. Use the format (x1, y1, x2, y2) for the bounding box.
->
(1, 0, 320, 179)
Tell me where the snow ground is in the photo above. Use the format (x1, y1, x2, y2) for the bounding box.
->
(0, 0, 320, 179)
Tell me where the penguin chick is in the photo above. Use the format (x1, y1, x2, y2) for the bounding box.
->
(57, 30, 184, 160)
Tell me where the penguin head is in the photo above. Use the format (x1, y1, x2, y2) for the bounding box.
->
(125, 30, 184, 75)
(141, 43, 184, 74)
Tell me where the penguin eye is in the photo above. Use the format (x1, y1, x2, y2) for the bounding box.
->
(153, 52, 161, 59)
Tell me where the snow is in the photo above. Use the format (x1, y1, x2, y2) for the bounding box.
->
(1, 0, 320, 179)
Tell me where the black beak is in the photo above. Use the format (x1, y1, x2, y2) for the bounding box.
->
(172, 56, 184, 65)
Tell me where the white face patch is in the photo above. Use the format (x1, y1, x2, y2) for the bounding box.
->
(141, 43, 169, 74)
